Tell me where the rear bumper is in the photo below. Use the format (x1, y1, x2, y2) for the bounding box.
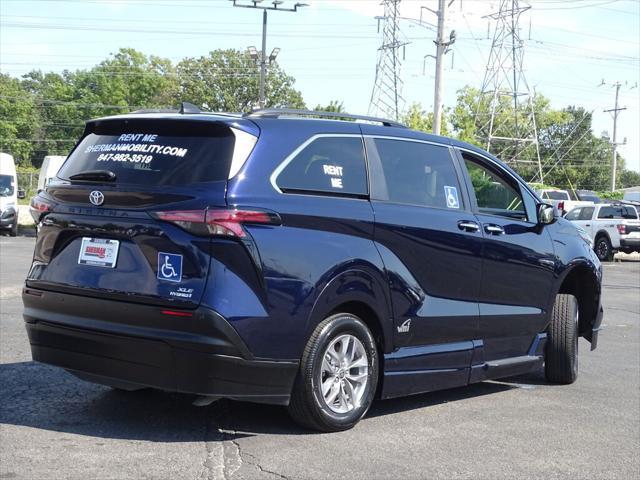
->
(620, 237, 640, 251)
(23, 288, 298, 405)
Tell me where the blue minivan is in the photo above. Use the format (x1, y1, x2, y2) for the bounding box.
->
(24, 106, 603, 431)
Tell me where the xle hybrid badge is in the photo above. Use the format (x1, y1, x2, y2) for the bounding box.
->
(89, 190, 104, 206)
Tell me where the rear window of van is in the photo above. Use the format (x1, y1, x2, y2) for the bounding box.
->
(58, 120, 235, 186)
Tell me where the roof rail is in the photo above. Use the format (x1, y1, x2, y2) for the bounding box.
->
(245, 108, 406, 128)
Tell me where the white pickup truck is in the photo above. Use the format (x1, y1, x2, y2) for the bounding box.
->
(565, 203, 640, 261)
(537, 188, 593, 216)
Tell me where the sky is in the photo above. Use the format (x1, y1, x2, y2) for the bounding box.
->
(1, 0, 639, 175)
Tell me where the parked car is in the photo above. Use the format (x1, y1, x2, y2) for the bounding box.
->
(24, 106, 603, 432)
(565, 203, 640, 260)
(37, 155, 67, 193)
(536, 188, 593, 216)
(574, 189, 601, 204)
(0, 152, 26, 236)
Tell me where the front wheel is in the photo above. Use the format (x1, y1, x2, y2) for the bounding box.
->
(545, 294, 579, 384)
(9, 222, 18, 237)
(288, 313, 378, 432)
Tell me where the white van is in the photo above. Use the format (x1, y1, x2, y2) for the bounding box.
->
(0, 152, 26, 236)
(37, 155, 67, 192)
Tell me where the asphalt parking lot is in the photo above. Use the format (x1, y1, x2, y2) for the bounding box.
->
(1, 235, 639, 480)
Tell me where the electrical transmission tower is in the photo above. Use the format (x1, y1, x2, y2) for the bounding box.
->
(476, 0, 543, 182)
(369, 0, 408, 121)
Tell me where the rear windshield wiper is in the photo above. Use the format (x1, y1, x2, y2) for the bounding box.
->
(69, 170, 117, 182)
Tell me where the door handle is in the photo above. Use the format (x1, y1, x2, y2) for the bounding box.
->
(458, 220, 480, 232)
(484, 224, 505, 235)
(585, 224, 591, 227)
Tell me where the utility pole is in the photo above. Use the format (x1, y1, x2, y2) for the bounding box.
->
(431, 0, 456, 135)
(603, 81, 627, 191)
(231, 1, 308, 108)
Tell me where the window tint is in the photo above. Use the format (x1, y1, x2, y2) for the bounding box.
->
(579, 207, 595, 220)
(542, 190, 570, 200)
(565, 208, 581, 221)
(0, 175, 14, 197)
(276, 136, 367, 196)
(58, 120, 235, 186)
(463, 155, 527, 221)
(374, 139, 462, 209)
(597, 206, 638, 219)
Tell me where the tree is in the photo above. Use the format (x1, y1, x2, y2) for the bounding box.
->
(177, 49, 304, 112)
(0, 74, 41, 165)
(402, 103, 449, 136)
(314, 100, 344, 112)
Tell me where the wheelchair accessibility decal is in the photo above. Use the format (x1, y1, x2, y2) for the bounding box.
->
(444, 185, 460, 209)
(158, 252, 183, 283)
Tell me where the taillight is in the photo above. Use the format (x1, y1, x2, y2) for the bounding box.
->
(151, 208, 280, 237)
(557, 201, 565, 213)
(29, 194, 55, 223)
(617, 224, 627, 235)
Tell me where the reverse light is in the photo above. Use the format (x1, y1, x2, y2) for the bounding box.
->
(152, 208, 280, 238)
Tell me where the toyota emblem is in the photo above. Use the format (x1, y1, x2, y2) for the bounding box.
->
(89, 190, 105, 206)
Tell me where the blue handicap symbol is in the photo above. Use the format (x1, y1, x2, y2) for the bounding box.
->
(444, 186, 460, 209)
(158, 252, 183, 282)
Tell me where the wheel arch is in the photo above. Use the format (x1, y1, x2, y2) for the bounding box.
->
(306, 268, 393, 355)
(555, 263, 601, 341)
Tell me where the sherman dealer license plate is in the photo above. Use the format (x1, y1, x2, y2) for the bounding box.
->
(78, 237, 120, 268)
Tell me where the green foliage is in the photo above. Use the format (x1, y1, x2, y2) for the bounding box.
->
(598, 190, 624, 201)
(402, 103, 449, 136)
(177, 49, 304, 112)
(0, 73, 41, 166)
(314, 100, 344, 112)
(448, 86, 638, 191)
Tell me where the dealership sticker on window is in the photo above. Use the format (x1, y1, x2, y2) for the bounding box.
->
(444, 186, 460, 209)
(323, 164, 344, 189)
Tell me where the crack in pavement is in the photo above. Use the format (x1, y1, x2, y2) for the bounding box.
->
(199, 401, 290, 480)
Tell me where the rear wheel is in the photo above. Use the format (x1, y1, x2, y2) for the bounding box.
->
(9, 222, 17, 237)
(288, 313, 378, 432)
(545, 294, 579, 384)
(594, 235, 612, 261)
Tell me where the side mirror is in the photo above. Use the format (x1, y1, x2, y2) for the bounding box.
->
(538, 203, 555, 225)
(17, 189, 26, 200)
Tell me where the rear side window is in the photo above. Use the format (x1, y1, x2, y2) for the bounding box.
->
(597, 206, 637, 219)
(542, 190, 570, 200)
(276, 136, 367, 196)
(374, 139, 462, 209)
(58, 120, 235, 186)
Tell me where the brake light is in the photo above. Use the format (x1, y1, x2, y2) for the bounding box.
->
(617, 224, 627, 235)
(152, 208, 280, 237)
(557, 201, 565, 213)
(161, 309, 193, 317)
(29, 195, 55, 223)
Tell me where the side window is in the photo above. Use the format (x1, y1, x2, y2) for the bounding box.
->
(374, 138, 462, 209)
(579, 207, 595, 220)
(597, 207, 615, 219)
(462, 153, 527, 221)
(565, 208, 582, 221)
(276, 136, 367, 196)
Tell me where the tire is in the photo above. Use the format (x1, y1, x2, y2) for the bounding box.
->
(9, 222, 17, 237)
(288, 313, 379, 432)
(594, 235, 612, 262)
(545, 294, 579, 384)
